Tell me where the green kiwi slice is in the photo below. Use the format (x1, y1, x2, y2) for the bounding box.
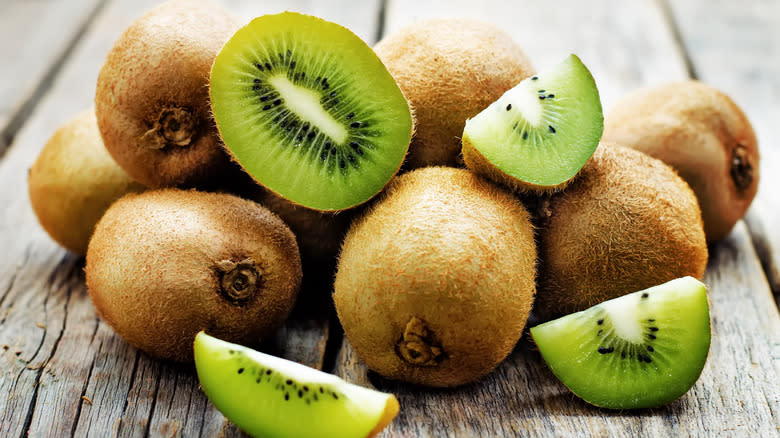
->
(194, 331, 399, 438)
(210, 12, 413, 211)
(462, 54, 603, 191)
(530, 276, 711, 409)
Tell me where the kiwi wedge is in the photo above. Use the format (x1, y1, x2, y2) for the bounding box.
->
(210, 12, 413, 212)
(531, 277, 711, 409)
(462, 54, 603, 192)
(194, 331, 399, 438)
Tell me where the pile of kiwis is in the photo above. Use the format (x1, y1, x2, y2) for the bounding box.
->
(26, 0, 761, 431)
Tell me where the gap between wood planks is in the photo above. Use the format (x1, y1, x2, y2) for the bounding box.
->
(0, 0, 108, 158)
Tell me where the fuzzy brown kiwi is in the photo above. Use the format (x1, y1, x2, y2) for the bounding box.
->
(373, 19, 534, 170)
(85, 189, 302, 362)
(602, 80, 759, 242)
(28, 109, 145, 255)
(94, 0, 239, 188)
(533, 143, 708, 320)
(333, 167, 536, 387)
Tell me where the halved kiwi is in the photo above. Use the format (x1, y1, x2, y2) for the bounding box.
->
(462, 54, 603, 192)
(530, 277, 711, 409)
(210, 12, 414, 212)
(194, 331, 399, 438)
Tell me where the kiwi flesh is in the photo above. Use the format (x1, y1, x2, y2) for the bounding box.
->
(602, 80, 759, 242)
(194, 331, 399, 438)
(85, 189, 301, 362)
(530, 276, 711, 409)
(210, 12, 413, 212)
(333, 167, 536, 387)
(373, 18, 535, 169)
(28, 109, 145, 255)
(95, 0, 239, 188)
(463, 54, 603, 192)
(534, 143, 708, 320)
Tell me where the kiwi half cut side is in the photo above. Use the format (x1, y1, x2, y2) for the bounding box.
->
(462, 54, 603, 192)
(194, 332, 399, 438)
(210, 12, 413, 211)
(530, 277, 711, 409)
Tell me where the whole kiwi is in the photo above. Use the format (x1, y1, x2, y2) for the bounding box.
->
(94, 0, 239, 188)
(86, 189, 302, 362)
(603, 80, 759, 242)
(28, 109, 145, 255)
(334, 167, 536, 387)
(373, 19, 534, 170)
(533, 143, 708, 320)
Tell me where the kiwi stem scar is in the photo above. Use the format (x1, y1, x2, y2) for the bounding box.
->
(217, 258, 261, 304)
(395, 317, 445, 367)
(267, 75, 348, 144)
(141, 106, 197, 149)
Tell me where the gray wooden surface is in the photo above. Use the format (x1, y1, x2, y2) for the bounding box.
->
(0, 1, 777, 437)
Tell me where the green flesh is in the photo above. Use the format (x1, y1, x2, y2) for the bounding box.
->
(210, 12, 412, 211)
(194, 332, 397, 438)
(530, 277, 710, 409)
(463, 54, 603, 187)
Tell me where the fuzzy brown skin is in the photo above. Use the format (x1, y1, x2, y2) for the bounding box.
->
(85, 189, 302, 363)
(94, 0, 239, 188)
(603, 81, 759, 242)
(534, 143, 708, 320)
(28, 110, 146, 255)
(374, 19, 534, 170)
(334, 167, 536, 387)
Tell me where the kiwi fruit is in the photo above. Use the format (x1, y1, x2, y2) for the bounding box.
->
(209, 12, 413, 212)
(95, 0, 239, 188)
(602, 80, 760, 242)
(462, 54, 603, 192)
(27, 109, 145, 255)
(85, 189, 301, 362)
(194, 331, 399, 438)
(533, 143, 708, 320)
(373, 18, 535, 169)
(333, 167, 536, 387)
(531, 276, 711, 409)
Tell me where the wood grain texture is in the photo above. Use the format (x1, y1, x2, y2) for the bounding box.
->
(664, 0, 780, 300)
(0, 0, 104, 153)
(0, 0, 379, 436)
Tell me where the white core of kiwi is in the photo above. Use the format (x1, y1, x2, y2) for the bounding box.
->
(267, 75, 348, 143)
(601, 295, 645, 344)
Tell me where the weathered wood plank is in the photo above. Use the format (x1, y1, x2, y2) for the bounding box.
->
(328, 0, 780, 436)
(0, 0, 104, 153)
(664, 0, 780, 301)
(0, 0, 382, 436)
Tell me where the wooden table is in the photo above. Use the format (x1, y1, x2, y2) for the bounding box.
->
(1, 0, 778, 436)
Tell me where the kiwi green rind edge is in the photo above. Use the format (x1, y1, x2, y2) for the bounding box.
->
(209, 11, 415, 213)
(193, 331, 400, 438)
(462, 54, 603, 194)
(529, 277, 712, 410)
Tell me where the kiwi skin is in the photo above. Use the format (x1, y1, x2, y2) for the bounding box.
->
(603, 80, 759, 242)
(28, 109, 146, 255)
(533, 143, 708, 321)
(374, 19, 534, 170)
(334, 167, 536, 387)
(94, 0, 239, 188)
(85, 189, 302, 363)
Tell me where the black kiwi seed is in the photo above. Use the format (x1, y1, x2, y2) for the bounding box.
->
(522, 132, 528, 140)
(549, 125, 556, 134)
(350, 122, 361, 128)
(320, 151, 328, 161)
(547, 94, 554, 99)
(333, 393, 339, 400)
(649, 327, 659, 332)
(531, 76, 539, 80)
(307, 131, 316, 140)
(265, 62, 272, 70)
(266, 370, 272, 375)
(642, 293, 649, 298)
(286, 379, 293, 385)
(538, 89, 546, 93)
(284, 393, 289, 401)
(647, 345, 654, 352)
(539, 95, 546, 100)
(597, 319, 604, 325)
(237, 368, 244, 374)
(255, 63, 264, 71)
(319, 387, 324, 394)
(298, 390, 303, 398)
(506, 104, 512, 111)
(597, 346, 614, 354)
(347, 112, 354, 119)
(348, 154, 356, 163)
(648, 334, 657, 340)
